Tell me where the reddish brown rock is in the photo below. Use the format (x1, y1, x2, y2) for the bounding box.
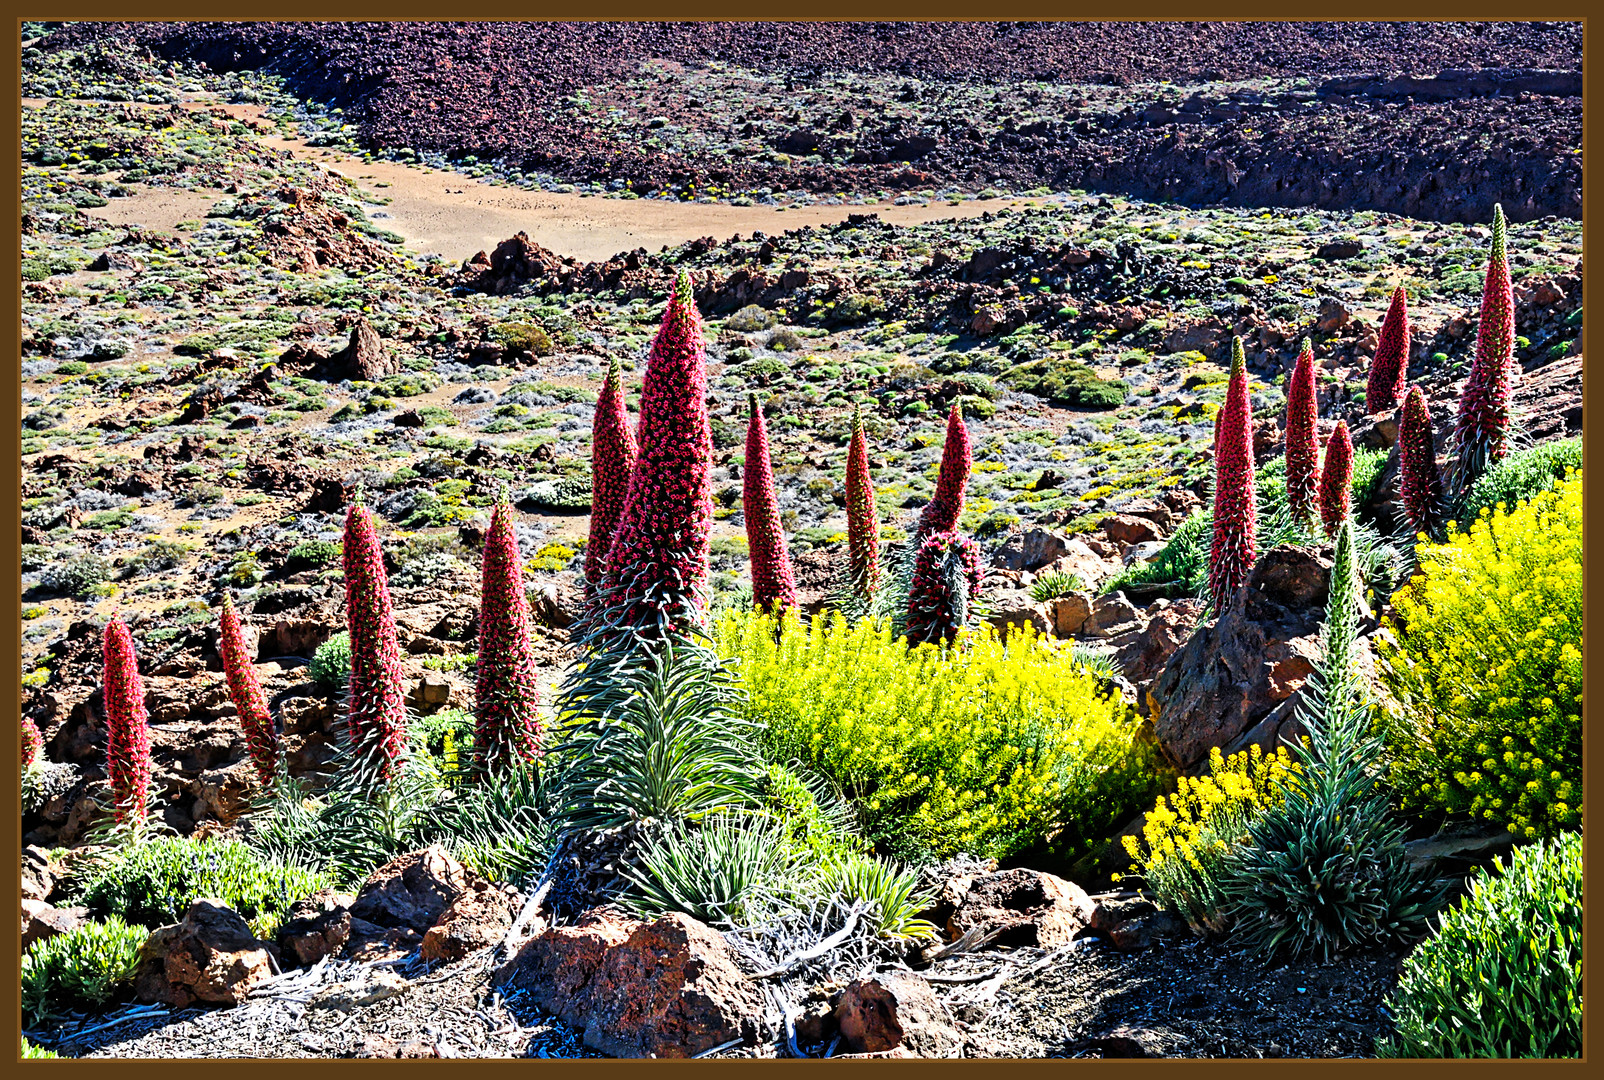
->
(349, 846, 470, 935)
(1086, 894, 1191, 952)
(420, 878, 518, 963)
(135, 899, 275, 1008)
(1099, 513, 1161, 548)
(835, 973, 963, 1057)
(494, 908, 638, 1028)
(276, 889, 354, 967)
(21, 899, 88, 951)
(1113, 598, 1206, 695)
(1048, 592, 1093, 638)
(325, 317, 398, 383)
(945, 868, 1094, 948)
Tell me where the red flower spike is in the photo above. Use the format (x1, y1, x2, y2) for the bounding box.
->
(915, 402, 971, 543)
(586, 354, 637, 598)
(904, 531, 983, 646)
(1364, 287, 1411, 415)
(1208, 338, 1257, 614)
(476, 499, 543, 772)
(219, 598, 279, 785)
(102, 616, 152, 825)
(845, 402, 882, 602)
(743, 392, 798, 616)
(1318, 420, 1355, 539)
(1398, 387, 1444, 538)
(342, 504, 408, 778)
(22, 715, 44, 769)
(1452, 204, 1516, 497)
(598, 269, 715, 640)
(1285, 338, 1320, 527)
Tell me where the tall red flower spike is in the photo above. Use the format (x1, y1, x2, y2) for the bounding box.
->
(22, 715, 44, 769)
(915, 401, 971, 543)
(343, 502, 408, 778)
(1318, 420, 1355, 539)
(1452, 204, 1516, 498)
(1364, 287, 1411, 415)
(476, 498, 543, 772)
(598, 269, 715, 639)
(1208, 338, 1257, 614)
(845, 402, 881, 602)
(102, 616, 152, 825)
(586, 354, 637, 598)
(904, 531, 983, 646)
(219, 598, 278, 785)
(743, 392, 798, 616)
(1285, 338, 1320, 528)
(1398, 386, 1444, 539)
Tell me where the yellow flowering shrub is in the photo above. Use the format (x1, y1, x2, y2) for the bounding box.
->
(716, 609, 1166, 862)
(1378, 471, 1582, 840)
(1121, 744, 1299, 932)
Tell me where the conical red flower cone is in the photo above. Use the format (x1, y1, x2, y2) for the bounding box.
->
(343, 503, 408, 778)
(586, 355, 637, 598)
(904, 531, 983, 646)
(1208, 338, 1257, 613)
(743, 392, 798, 616)
(915, 402, 971, 543)
(597, 270, 715, 640)
(22, 715, 44, 769)
(102, 616, 152, 825)
(219, 598, 278, 785)
(1452, 204, 1516, 498)
(476, 499, 543, 772)
(1364, 287, 1411, 415)
(1285, 338, 1320, 527)
(1318, 420, 1354, 539)
(1398, 387, 1444, 538)
(845, 402, 881, 603)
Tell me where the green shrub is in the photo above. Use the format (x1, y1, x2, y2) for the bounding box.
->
(724, 304, 777, 332)
(21, 916, 147, 1024)
(624, 812, 803, 925)
(72, 836, 331, 939)
(820, 852, 938, 941)
(44, 554, 111, 598)
(308, 631, 352, 690)
(286, 539, 341, 568)
(22, 1036, 60, 1058)
(1029, 569, 1085, 603)
(491, 322, 554, 357)
(1457, 437, 1582, 524)
(1380, 831, 1582, 1059)
(1380, 473, 1582, 839)
(717, 610, 1165, 863)
(1000, 357, 1127, 409)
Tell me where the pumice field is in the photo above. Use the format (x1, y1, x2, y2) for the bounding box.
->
(17, 20, 1583, 1059)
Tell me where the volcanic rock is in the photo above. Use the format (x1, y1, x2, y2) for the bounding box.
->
(135, 899, 276, 1008)
(835, 973, 963, 1057)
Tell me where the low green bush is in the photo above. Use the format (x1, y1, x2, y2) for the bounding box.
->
(308, 631, 351, 690)
(1000, 356, 1127, 408)
(1381, 830, 1582, 1058)
(21, 916, 147, 1024)
(718, 610, 1165, 863)
(71, 836, 331, 939)
(1456, 436, 1581, 525)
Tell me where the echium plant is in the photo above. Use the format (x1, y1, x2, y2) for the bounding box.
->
(742, 392, 798, 616)
(22, 715, 44, 769)
(904, 532, 984, 646)
(879, 401, 973, 632)
(1365, 287, 1411, 415)
(585, 354, 637, 602)
(1318, 419, 1354, 539)
(1451, 204, 1515, 502)
(1398, 386, 1445, 540)
(587, 269, 715, 647)
(1208, 337, 1256, 613)
(475, 494, 544, 773)
(844, 402, 881, 605)
(1216, 517, 1438, 961)
(343, 499, 409, 781)
(218, 597, 279, 785)
(1284, 338, 1320, 529)
(102, 615, 153, 826)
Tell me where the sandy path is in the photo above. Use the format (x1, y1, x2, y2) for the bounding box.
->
(27, 95, 1044, 265)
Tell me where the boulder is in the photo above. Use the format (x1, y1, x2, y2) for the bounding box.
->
(1112, 599, 1205, 697)
(983, 589, 1050, 639)
(325, 317, 398, 382)
(1099, 514, 1161, 548)
(944, 868, 1094, 948)
(21, 899, 88, 951)
(1048, 592, 1093, 638)
(276, 889, 354, 967)
(349, 846, 470, 935)
(992, 527, 1071, 572)
(1349, 410, 1400, 450)
(494, 908, 636, 1028)
(1085, 894, 1191, 952)
(1082, 593, 1141, 639)
(580, 913, 762, 1058)
(134, 899, 276, 1008)
(21, 845, 56, 902)
(835, 973, 963, 1057)
(191, 760, 256, 823)
(420, 878, 518, 963)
